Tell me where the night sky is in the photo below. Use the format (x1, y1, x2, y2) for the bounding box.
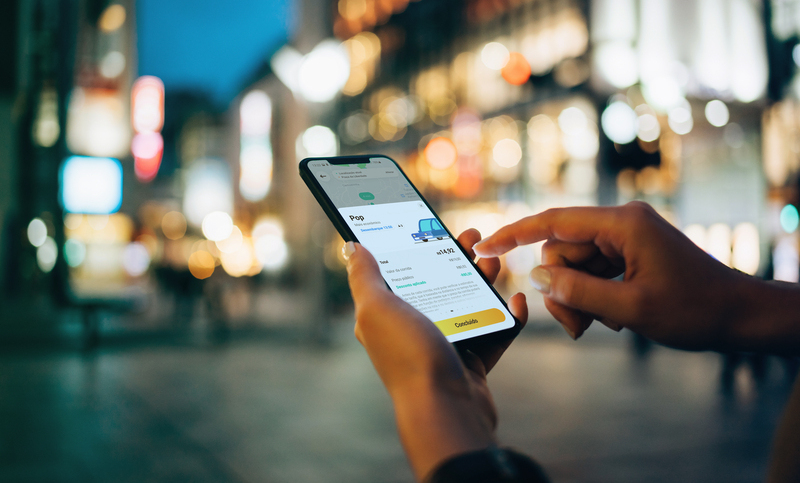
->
(136, 0, 294, 107)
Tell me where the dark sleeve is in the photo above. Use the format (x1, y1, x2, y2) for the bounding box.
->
(766, 374, 800, 483)
(424, 446, 550, 483)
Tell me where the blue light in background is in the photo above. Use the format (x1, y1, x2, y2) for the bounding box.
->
(59, 156, 123, 214)
(780, 204, 799, 234)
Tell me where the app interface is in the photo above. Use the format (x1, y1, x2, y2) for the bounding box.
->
(307, 157, 514, 342)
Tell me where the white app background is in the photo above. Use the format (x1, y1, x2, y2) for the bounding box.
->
(338, 201, 514, 342)
(307, 159, 514, 342)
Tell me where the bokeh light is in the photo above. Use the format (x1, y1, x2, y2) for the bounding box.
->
(481, 42, 510, 70)
(60, 156, 123, 214)
(452, 110, 482, 155)
(239, 90, 274, 202)
(100, 51, 126, 79)
(131, 76, 165, 133)
(183, 160, 233, 227)
(774, 237, 800, 283)
(188, 250, 215, 279)
(637, 112, 661, 143)
(668, 104, 693, 135)
(594, 41, 638, 88)
(252, 218, 289, 272)
(98, 4, 126, 32)
(642, 77, 683, 112)
(202, 211, 234, 242)
(704, 100, 729, 127)
(64, 213, 83, 231)
(297, 40, 351, 103)
(27, 218, 48, 247)
(221, 238, 257, 277)
(558, 106, 588, 134)
(424, 137, 458, 170)
(64, 239, 86, 268)
(254, 234, 289, 272)
(36, 236, 58, 273)
(562, 126, 599, 160)
(32, 88, 59, 148)
(493, 139, 522, 168)
(780, 204, 799, 233)
(122, 242, 151, 277)
(706, 223, 732, 266)
(340, 111, 372, 144)
(501, 53, 531, 85)
(239, 141, 273, 201)
(216, 225, 244, 254)
(132, 132, 164, 182)
(731, 222, 760, 275)
(793, 44, 800, 68)
(302, 125, 338, 157)
(161, 211, 187, 240)
(601, 101, 637, 144)
(240, 91, 272, 136)
(66, 88, 129, 157)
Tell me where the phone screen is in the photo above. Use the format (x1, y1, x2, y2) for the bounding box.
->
(306, 157, 515, 343)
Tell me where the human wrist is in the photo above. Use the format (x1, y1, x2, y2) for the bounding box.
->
(723, 274, 800, 355)
(391, 378, 496, 481)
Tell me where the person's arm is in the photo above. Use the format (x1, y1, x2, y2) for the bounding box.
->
(727, 278, 800, 355)
(473, 201, 800, 355)
(344, 229, 532, 481)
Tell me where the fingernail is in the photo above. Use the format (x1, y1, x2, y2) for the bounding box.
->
(472, 240, 487, 255)
(561, 323, 578, 340)
(342, 241, 356, 261)
(529, 266, 551, 294)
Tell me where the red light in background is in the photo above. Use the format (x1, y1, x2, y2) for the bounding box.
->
(131, 76, 165, 182)
(134, 152, 163, 183)
(501, 52, 531, 86)
(132, 132, 163, 182)
(131, 131, 163, 159)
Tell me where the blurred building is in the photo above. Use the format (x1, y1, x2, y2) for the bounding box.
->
(312, 0, 800, 316)
(3, 0, 800, 343)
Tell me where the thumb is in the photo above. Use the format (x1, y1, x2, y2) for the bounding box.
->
(345, 242, 389, 303)
(530, 265, 633, 323)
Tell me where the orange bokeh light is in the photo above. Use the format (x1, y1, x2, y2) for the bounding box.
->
(424, 137, 458, 170)
(501, 52, 531, 86)
(188, 250, 215, 279)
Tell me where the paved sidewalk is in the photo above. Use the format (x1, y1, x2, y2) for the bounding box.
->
(0, 325, 794, 483)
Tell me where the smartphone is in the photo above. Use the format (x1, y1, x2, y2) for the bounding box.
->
(299, 154, 520, 348)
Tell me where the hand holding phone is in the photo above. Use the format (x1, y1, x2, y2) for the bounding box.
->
(300, 155, 520, 348)
(343, 230, 529, 480)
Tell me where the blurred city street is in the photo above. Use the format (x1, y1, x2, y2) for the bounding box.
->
(3, 0, 800, 481)
(1, 323, 796, 483)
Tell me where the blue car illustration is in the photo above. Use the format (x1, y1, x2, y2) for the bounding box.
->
(412, 218, 449, 242)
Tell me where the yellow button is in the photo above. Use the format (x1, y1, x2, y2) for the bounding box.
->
(434, 308, 506, 336)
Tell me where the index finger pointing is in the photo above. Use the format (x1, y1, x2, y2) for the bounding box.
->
(473, 207, 618, 257)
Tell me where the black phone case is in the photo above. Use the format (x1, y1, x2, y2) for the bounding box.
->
(299, 154, 521, 350)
